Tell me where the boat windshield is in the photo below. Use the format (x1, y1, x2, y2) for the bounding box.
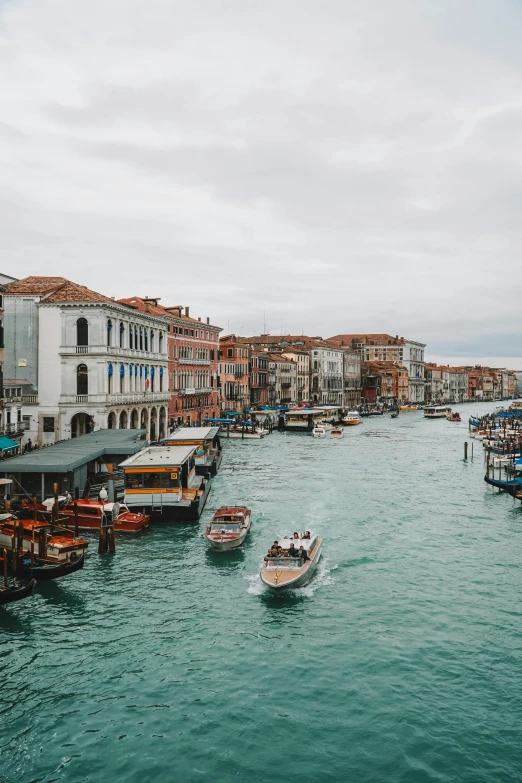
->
(265, 557, 303, 569)
(211, 523, 241, 533)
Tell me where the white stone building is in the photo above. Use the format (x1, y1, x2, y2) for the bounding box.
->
(4, 277, 170, 445)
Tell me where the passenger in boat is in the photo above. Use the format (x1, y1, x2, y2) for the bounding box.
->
(303, 531, 311, 539)
(298, 546, 308, 561)
(288, 542, 299, 557)
(293, 532, 300, 540)
(62, 490, 72, 508)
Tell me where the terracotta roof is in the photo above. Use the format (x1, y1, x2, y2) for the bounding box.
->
(119, 297, 221, 329)
(44, 281, 114, 304)
(327, 334, 405, 346)
(5, 276, 69, 295)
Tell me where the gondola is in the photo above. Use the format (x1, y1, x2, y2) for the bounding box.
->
(0, 577, 36, 606)
(14, 552, 85, 581)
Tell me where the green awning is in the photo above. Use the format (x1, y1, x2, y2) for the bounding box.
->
(0, 437, 19, 452)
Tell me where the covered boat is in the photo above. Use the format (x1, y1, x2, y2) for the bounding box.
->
(260, 535, 322, 591)
(205, 506, 251, 551)
(0, 514, 88, 581)
(330, 427, 344, 438)
(342, 411, 362, 426)
(312, 425, 326, 438)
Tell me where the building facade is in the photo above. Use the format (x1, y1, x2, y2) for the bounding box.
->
(4, 277, 170, 445)
(219, 335, 250, 413)
(250, 352, 270, 407)
(268, 354, 297, 406)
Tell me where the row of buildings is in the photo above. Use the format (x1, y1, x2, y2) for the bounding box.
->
(0, 275, 519, 450)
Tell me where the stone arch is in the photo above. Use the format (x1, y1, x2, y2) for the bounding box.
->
(71, 412, 91, 438)
(77, 363, 88, 395)
(130, 408, 139, 429)
(76, 317, 88, 347)
(119, 410, 128, 429)
(108, 411, 116, 429)
(140, 408, 149, 433)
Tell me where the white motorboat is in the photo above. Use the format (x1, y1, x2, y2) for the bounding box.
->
(312, 425, 326, 438)
(330, 427, 344, 438)
(342, 411, 362, 426)
(260, 535, 322, 591)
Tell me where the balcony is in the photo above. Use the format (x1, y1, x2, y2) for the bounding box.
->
(5, 421, 29, 434)
(21, 395, 38, 404)
(178, 358, 211, 365)
(281, 382, 292, 389)
(61, 344, 168, 361)
(178, 388, 196, 396)
(60, 391, 171, 406)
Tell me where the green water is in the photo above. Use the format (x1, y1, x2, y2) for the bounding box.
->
(2, 403, 521, 783)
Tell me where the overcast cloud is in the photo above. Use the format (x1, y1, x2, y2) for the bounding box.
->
(1, 0, 521, 365)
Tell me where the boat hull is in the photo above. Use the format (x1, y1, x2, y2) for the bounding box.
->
(0, 578, 36, 605)
(260, 544, 322, 591)
(15, 553, 85, 581)
(206, 531, 248, 551)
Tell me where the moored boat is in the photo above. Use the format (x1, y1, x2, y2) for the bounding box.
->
(424, 406, 452, 419)
(312, 425, 326, 438)
(342, 411, 362, 426)
(0, 571, 36, 606)
(330, 427, 344, 438)
(205, 506, 251, 551)
(0, 514, 88, 581)
(447, 412, 461, 422)
(260, 535, 322, 591)
(35, 498, 149, 533)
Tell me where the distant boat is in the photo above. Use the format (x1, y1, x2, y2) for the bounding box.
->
(312, 425, 327, 438)
(330, 427, 344, 438)
(342, 411, 362, 426)
(0, 575, 36, 606)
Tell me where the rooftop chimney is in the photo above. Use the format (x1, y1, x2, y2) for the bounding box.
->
(206, 317, 210, 324)
(198, 317, 201, 321)
(144, 301, 150, 313)
(185, 306, 190, 318)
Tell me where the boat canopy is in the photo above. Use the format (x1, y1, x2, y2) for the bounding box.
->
(0, 437, 19, 452)
(203, 418, 239, 424)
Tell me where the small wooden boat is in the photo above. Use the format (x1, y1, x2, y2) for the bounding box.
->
(447, 412, 461, 423)
(330, 427, 344, 438)
(0, 514, 88, 581)
(342, 411, 362, 426)
(312, 425, 326, 438)
(390, 411, 399, 419)
(36, 498, 149, 533)
(205, 506, 251, 551)
(260, 535, 322, 591)
(0, 575, 36, 606)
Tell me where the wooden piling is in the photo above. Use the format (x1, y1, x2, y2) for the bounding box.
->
(3, 548, 8, 587)
(464, 441, 468, 461)
(74, 501, 79, 538)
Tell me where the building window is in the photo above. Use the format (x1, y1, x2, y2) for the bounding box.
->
(120, 322, 125, 348)
(129, 324, 133, 349)
(76, 317, 88, 346)
(107, 319, 113, 347)
(108, 362, 113, 393)
(150, 330, 154, 352)
(120, 364, 125, 393)
(77, 364, 88, 395)
(43, 416, 55, 433)
(139, 328, 143, 351)
(144, 330, 149, 352)
(159, 332, 163, 353)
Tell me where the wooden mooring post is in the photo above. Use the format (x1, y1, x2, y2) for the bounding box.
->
(464, 441, 468, 461)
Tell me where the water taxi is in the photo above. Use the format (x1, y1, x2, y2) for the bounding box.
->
(399, 404, 419, 411)
(163, 426, 222, 476)
(342, 411, 362, 426)
(205, 506, 251, 551)
(424, 406, 452, 419)
(0, 514, 88, 580)
(312, 425, 326, 438)
(260, 535, 322, 591)
(284, 408, 325, 432)
(120, 445, 210, 522)
(36, 498, 149, 533)
(317, 406, 343, 425)
(330, 427, 344, 438)
(447, 411, 461, 423)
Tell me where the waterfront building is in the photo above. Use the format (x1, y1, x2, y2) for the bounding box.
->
(425, 363, 445, 403)
(267, 353, 298, 406)
(250, 352, 270, 407)
(0, 274, 18, 445)
(281, 350, 310, 403)
(327, 334, 426, 403)
(218, 335, 250, 413)
(361, 361, 408, 404)
(118, 298, 221, 427)
(4, 277, 170, 445)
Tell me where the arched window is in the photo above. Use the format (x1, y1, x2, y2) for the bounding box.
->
(77, 364, 88, 395)
(151, 366, 155, 392)
(120, 363, 125, 393)
(134, 325, 138, 349)
(129, 363, 133, 391)
(107, 319, 113, 347)
(129, 323, 133, 349)
(76, 317, 88, 347)
(119, 322, 125, 348)
(139, 328, 143, 351)
(150, 330, 154, 352)
(159, 332, 164, 353)
(160, 366, 164, 392)
(108, 362, 113, 393)
(144, 329, 149, 352)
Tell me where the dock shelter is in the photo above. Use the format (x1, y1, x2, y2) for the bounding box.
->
(0, 429, 147, 501)
(162, 427, 222, 476)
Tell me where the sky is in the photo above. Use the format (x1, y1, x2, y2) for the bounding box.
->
(1, 0, 521, 367)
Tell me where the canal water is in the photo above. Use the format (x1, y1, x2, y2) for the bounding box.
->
(2, 402, 521, 783)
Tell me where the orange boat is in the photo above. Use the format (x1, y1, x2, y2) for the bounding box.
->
(0, 513, 88, 581)
(37, 498, 149, 533)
